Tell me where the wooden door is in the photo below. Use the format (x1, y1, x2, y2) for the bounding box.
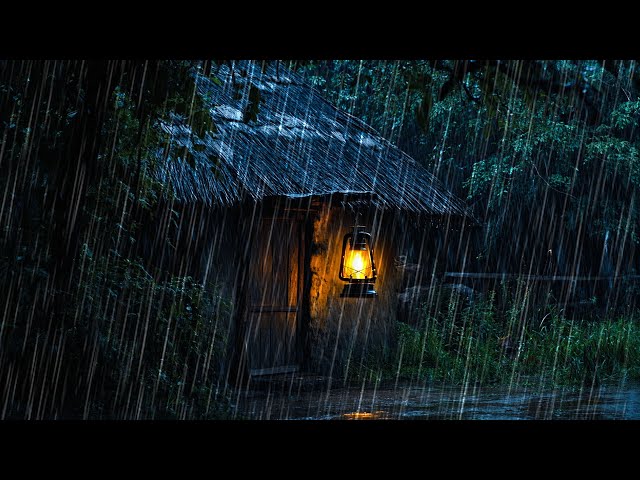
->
(245, 218, 302, 375)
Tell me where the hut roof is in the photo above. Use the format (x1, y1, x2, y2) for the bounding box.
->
(155, 60, 468, 216)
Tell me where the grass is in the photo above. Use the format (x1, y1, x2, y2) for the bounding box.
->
(349, 290, 640, 388)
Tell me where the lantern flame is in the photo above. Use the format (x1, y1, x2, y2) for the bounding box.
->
(344, 249, 371, 279)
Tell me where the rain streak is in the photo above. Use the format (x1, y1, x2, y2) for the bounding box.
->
(1, 59, 639, 420)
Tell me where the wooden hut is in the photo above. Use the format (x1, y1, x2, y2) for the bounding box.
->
(152, 60, 470, 382)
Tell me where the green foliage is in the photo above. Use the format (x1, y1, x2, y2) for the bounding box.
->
(74, 252, 232, 419)
(0, 62, 233, 418)
(522, 314, 640, 383)
(305, 60, 640, 278)
(298, 60, 436, 143)
(67, 81, 233, 418)
(349, 288, 640, 388)
(610, 100, 640, 130)
(350, 292, 502, 385)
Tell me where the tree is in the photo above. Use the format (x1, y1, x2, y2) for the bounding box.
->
(299, 60, 640, 296)
(0, 60, 232, 418)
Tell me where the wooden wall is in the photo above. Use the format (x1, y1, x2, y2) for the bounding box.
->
(180, 197, 423, 381)
(306, 203, 404, 377)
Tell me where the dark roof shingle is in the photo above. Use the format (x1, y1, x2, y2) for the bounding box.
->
(155, 60, 468, 216)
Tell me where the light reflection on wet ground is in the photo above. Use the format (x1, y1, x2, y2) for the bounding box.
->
(233, 378, 640, 420)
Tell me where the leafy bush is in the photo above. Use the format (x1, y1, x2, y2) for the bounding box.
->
(521, 315, 640, 385)
(71, 252, 233, 419)
(349, 287, 640, 388)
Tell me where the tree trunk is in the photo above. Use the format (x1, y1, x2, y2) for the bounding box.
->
(50, 61, 118, 300)
(43, 60, 121, 417)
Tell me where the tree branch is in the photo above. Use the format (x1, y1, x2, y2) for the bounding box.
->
(462, 81, 482, 105)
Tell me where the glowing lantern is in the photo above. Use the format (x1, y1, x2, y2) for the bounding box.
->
(339, 226, 377, 298)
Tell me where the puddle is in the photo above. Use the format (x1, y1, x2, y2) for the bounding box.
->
(233, 378, 640, 420)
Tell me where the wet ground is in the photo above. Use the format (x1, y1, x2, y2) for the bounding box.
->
(232, 375, 640, 420)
